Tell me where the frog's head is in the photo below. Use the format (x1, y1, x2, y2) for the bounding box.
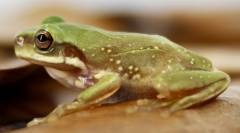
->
(14, 16, 91, 75)
(15, 16, 98, 88)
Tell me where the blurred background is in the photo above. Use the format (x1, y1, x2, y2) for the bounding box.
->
(0, 0, 239, 132)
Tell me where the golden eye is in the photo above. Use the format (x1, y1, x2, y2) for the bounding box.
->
(34, 29, 53, 51)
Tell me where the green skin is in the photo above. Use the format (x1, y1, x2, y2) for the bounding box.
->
(15, 16, 230, 126)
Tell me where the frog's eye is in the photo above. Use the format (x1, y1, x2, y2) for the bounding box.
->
(34, 29, 53, 51)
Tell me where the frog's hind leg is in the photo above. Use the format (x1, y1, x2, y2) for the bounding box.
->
(152, 70, 230, 112)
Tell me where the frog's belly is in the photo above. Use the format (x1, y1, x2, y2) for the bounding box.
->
(103, 85, 158, 104)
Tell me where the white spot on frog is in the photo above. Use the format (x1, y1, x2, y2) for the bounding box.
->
(118, 66, 123, 72)
(147, 47, 151, 50)
(156, 83, 161, 88)
(131, 51, 136, 54)
(109, 58, 114, 62)
(132, 74, 141, 80)
(128, 65, 133, 70)
(107, 49, 112, 53)
(134, 67, 139, 72)
(167, 59, 173, 63)
(190, 58, 195, 65)
(154, 46, 159, 50)
(101, 47, 105, 51)
(116, 60, 121, 64)
(152, 55, 156, 59)
(161, 70, 166, 74)
(167, 65, 172, 71)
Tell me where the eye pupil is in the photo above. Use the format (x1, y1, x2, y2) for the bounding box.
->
(37, 34, 48, 42)
(35, 30, 53, 51)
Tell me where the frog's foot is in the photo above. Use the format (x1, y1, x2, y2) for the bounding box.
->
(27, 117, 47, 127)
(153, 70, 230, 112)
(27, 72, 120, 127)
(27, 103, 79, 127)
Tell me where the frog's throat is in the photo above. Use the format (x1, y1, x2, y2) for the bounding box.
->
(41, 56, 92, 90)
(45, 67, 94, 90)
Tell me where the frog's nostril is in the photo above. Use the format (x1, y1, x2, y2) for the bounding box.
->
(16, 36, 24, 47)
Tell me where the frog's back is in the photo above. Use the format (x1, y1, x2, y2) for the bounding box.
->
(100, 32, 213, 77)
(58, 23, 213, 76)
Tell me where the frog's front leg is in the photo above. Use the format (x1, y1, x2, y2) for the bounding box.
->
(28, 72, 121, 127)
(153, 70, 230, 112)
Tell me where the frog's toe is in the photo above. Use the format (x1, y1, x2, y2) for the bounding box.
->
(27, 117, 46, 127)
(30, 115, 61, 127)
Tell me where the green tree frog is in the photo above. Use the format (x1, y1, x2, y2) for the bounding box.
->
(14, 16, 230, 126)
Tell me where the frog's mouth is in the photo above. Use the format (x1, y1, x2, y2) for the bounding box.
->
(24, 55, 89, 74)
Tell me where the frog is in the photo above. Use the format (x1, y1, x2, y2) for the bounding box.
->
(14, 16, 230, 127)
